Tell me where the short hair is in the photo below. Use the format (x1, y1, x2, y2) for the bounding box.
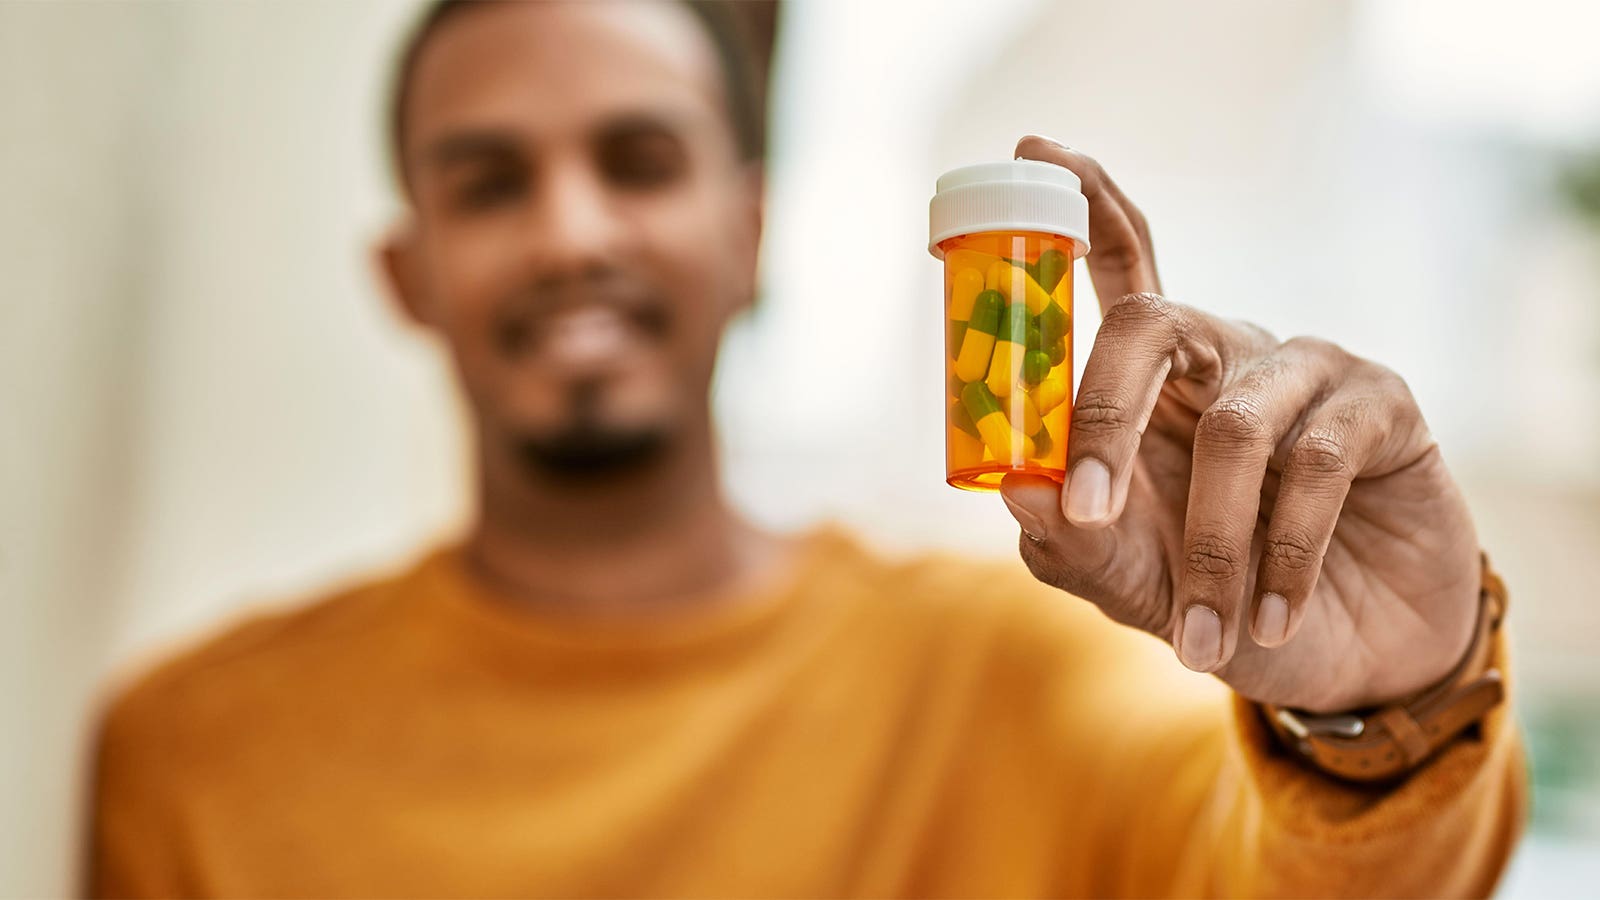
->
(387, 0, 779, 191)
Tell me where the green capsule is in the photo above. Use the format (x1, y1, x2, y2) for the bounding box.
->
(961, 379, 1001, 422)
(949, 399, 981, 440)
(968, 289, 1005, 336)
(1022, 349, 1052, 387)
(1038, 301, 1071, 345)
(1025, 321, 1043, 352)
(995, 301, 1030, 344)
(1047, 336, 1067, 367)
(1031, 425, 1053, 458)
(1035, 249, 1071, 293)
(948, 370, 966, 398)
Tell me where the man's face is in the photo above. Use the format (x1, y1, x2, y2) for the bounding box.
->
(387, 1, 760, 479)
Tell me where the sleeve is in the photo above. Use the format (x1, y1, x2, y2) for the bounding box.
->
(1056, 620, 1529, 899)
(84, 688, 195, 899)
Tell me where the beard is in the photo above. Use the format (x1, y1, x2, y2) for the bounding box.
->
(510, 379, 672, 482)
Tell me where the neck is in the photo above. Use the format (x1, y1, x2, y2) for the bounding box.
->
(464, 418, 778, 619)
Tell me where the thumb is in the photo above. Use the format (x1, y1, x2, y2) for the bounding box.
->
(1000, 474, 1163, 635)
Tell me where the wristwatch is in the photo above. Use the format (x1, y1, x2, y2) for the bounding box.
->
(1259, 553, 1507, 783)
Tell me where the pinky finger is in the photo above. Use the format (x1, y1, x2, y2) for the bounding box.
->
(1250, 402, 1387, 647)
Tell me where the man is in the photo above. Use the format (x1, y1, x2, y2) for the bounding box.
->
(88, 1, 1526, 896)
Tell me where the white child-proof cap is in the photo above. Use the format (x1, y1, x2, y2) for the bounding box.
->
(928, 159, 1090, 259)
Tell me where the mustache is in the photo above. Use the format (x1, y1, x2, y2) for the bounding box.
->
(494, 269, 670, 356)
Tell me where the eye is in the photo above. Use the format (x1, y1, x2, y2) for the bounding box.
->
(597, 130, 688, 190)
(453, 165, 527, 212)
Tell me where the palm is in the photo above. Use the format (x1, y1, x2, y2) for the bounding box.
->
(1098, 390, 1479, 711)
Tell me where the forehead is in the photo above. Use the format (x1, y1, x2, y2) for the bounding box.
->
(405, 1, 727, 156)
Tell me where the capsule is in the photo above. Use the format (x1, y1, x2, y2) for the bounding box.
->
(947, 320, 967, 358)
(1035, 248, 1071, 293)
(1022, 349, 1052, 387)
(1013, 389, 1042, 435)
(962, 381, 1033, 461)
(986, 338, 1023, 398)
(1032, 371, 1069, 416)
(945, 248, 1002, 274)
(1047, 335, 1068, 368)
(1037, 300, 1071, 346)
(947, 267, 985, 322)
(949, 398, 980, 439)
(953, 290, 1005, 383)
(1030, 424, 1053, 458)
(986, 260, 1052, 316)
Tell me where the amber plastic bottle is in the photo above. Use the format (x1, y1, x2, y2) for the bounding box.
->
(930, 162, 1089, 492)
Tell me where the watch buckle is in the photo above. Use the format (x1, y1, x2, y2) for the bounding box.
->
(1274, 708, 1366, 740)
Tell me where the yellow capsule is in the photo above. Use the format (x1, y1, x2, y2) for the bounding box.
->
(945, 248, 1002, 273)
(955, 331, 996, 383)
(947, 267, 985, 321)
(986, 340, 1023, 398)
(975, 411, 1034, 462)
(1032, 372, 1068, 415)
(1012, 390, 1042, 436)
(948, 424, 984, 470)
(985, 260, 1052, 316)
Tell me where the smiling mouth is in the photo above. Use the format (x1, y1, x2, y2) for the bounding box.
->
(494, 282, 670, 364)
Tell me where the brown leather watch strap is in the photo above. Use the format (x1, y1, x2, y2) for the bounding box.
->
(1260, 553, 1507, 783)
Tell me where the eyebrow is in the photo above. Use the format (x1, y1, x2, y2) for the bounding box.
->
(423, 129, 522, 169)
(592, 110, 696, 146)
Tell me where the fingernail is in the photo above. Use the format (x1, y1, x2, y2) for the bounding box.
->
(1253, 593, 1289, 646)
(1001, 495, 1047, 541)
(1065, 459, 1111, 524)
(1179, 605, 1222, 671)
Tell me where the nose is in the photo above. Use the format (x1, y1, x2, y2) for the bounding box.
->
(526, 153, 627, 280)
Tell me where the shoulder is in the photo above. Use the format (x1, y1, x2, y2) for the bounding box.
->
(805, 523, 1117, 665)
(94, 551, 434, 769)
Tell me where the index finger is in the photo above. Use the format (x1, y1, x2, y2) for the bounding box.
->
(1014, 136, 1162, 310)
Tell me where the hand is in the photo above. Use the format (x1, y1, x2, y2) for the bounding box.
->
(1000, 136, 1481, 713)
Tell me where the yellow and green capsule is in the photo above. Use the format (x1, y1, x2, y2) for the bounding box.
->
(1035, 248, 1071, 293)
(986, 260, 1053, 316)
(945, 248, 1002, 274)
(986, 300, 1030, 397)
(1013, 389, 1043, 436)
(962, 381, 1034, 461)
(1031, 371, 1069, 416)
(1030, 424, 1053, 459)
(948, 267, 985, 321)
(946, 267, 985, 357)
(953, 289, 1004, 383)
(1037, 298, 1071, 346)
(1022, 349, 1052, 387)
(1047, 336, 1067, 368)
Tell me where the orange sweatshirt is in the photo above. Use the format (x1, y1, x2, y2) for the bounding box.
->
(89, 527, 1526, 898)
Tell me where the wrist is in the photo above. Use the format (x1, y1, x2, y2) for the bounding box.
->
(1258, 552, 1507, 782)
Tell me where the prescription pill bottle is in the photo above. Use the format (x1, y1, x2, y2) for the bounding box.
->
(929, 161, 1089, 492)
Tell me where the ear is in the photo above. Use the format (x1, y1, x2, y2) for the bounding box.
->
(374, 218, 436, 330)
(730, 160, 765, 315)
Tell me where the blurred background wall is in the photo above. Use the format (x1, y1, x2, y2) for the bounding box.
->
(3, 1, 1597, 896)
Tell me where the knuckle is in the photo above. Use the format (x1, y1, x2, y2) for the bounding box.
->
(1195, 398, 1272, 452)
(1282, 335, 1344, 361)
(1070, 388, 1132, 436)
(1184, 534, 1247, 582)
(1288, 431, 1349, 479)
(1103, 292, 1173, 328)
(1263, 532, 1321, 576)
